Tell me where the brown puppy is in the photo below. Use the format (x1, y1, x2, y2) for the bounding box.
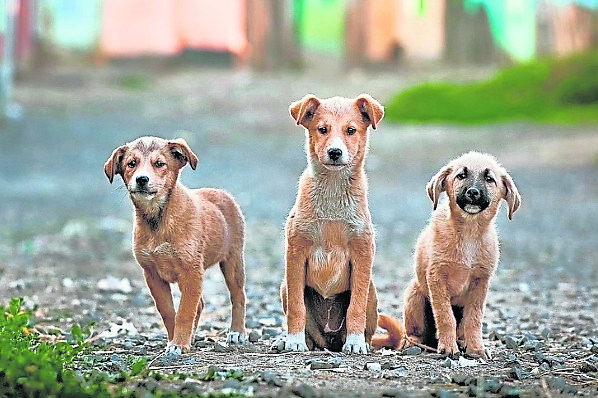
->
(104, 136, 247, 356)
(280, 94, 383, 354)
(373, 152, 520, 359)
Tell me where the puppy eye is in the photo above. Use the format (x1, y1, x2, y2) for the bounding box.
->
(318, 126, 327, 134)
(127, 160, 137, 168)
(485, 175, 495, 183)
(347, 127, 356, 135)
(155, 161, 165, 168)
(456, 170, 468, 180)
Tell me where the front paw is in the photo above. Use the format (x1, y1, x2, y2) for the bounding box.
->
(227, 331, 248, 345)
(465, 344, 490, 360)
(342, 333, 368, 354)
(284, 331, 309, 352)
(165, 342, 187, 357)
(437, 339, 460, 358)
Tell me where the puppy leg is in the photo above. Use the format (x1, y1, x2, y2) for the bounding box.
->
(168, 271, 203, 355)
(427, 266, 459, 358)
(344, 238, 374, 354)
(403, 279, 428, 348)
(463, 277, 490, 359)
(219, 252, 247, 344)
(144, 269, 176, 341)
(191, 296, 205, 345)
(283, 238, 310, 351)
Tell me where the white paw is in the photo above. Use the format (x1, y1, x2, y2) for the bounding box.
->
(227, 331, 247, 344)
(342, 333, 368, 354)
(284, 331, 309, 352)
(165, 343, 183, 357)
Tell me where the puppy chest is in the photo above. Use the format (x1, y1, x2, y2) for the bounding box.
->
(135, 242, 187, 284)
(307, 247, 351, 298)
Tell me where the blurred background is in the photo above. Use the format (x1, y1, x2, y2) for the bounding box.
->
(0, 0, 597, 343)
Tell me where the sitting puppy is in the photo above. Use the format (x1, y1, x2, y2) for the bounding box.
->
(280, 94, 384, 354)
(373, 152, 520, 359)
(104, 136, 247, 355)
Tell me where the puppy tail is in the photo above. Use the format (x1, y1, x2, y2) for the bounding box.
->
(371, 313, 405, 350)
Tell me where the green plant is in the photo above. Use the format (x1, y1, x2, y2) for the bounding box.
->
(385, 51, 598, 124)
(0, 298, 246, 397)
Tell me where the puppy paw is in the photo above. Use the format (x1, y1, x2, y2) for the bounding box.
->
(164, 342, 185, 357)
(465, 345, 491, 360)
(437, 340, 460, 359)
(227, 331, 247, 345)
(342, 333, 368, 354)
(284, 331, 309, 352)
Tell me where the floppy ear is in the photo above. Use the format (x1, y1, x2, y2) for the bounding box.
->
(104, 145, 128, 183)
(289, 94, 321, 128)
(501, 172, 521, 220)
(426, 166, 452, 210)
(355, 94, 384, 130)
(168, 138, 198, 170)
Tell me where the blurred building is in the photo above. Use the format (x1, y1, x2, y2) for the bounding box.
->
(1, 0, 598, 69)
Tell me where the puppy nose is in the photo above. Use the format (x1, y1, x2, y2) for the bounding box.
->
(327, 148, 343, 161)
(136, 175, 149, 186)
(466, 188, 480, 200)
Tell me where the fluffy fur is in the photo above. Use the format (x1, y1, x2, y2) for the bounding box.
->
(104, 136, 247, 356)
(372, 152, 520, 359)
(280, 94, 384, 354)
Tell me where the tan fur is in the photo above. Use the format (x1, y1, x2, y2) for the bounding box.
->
(104, 136, 246, 354)
(281, 94, 383, 353)
(374, 152, 520, 359)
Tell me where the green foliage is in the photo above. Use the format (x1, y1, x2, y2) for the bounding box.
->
(0, 298, 246, 397)
(201, 366, 245, 382)
(386, 51, 598, 124)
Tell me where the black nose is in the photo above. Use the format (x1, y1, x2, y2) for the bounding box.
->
(327, 148, 343, 161)
(466, 188, 480, 200)
(136, 176, 149, 186)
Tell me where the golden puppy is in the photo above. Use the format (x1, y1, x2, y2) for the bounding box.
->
(373, 152, 520, 359)
(280, 94, 383, 354)
(104, 136, 247, 356)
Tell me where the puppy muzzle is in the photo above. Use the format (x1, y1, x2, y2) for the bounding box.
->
(456, 187, 490, 214)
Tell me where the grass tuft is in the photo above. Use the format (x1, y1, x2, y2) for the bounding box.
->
(386, 51, 598, 124)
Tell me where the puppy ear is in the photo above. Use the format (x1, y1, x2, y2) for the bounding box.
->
(289, 94, 321, 127)
(168, 138, 198, 170)
(355, 94, 384, 130)
(104, 145, 128, 183)
(426, 166, 452, 210)
(501, 172, 521, 220)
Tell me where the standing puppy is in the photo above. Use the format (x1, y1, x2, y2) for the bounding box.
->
(281, 94, 383, 354)
(373, 152, 520, 359)
(104, 136, 247, 356)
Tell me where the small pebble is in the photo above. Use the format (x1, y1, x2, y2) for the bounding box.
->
(508, 367, 523, 380)
(503, 335, 520, 349)
(307, 357, 342, 370)
(402, 346, 422, 356)
(248, 330, 260, 343)
(292, 383, 316, 398)
(365, 362, 381, 372)
(262, 327, 282, 338)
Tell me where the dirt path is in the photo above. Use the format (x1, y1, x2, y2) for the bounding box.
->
(1, 65, 597, 397)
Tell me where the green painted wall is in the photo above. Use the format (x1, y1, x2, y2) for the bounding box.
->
(294, 0, 346, 54)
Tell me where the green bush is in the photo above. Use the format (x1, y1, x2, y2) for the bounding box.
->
(386, 51, 598, 124)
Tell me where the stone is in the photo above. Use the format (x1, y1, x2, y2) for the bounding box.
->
(503, 335, 521, 350)
(292, 383, 316, 398)
(402, 346, 422, 356)
(365, 362, 382, 372)
(248, 330, 260, 343)
(307, 357, 342, 370)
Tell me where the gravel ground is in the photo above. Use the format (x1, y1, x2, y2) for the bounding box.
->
(1, 64, 597, 397)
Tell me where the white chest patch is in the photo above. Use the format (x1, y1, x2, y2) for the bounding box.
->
(462, 238, 479, 268)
